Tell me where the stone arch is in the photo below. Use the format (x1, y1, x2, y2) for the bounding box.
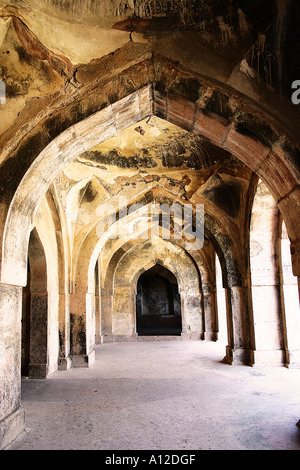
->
(21, 191, 60, 379)
(1, 80, 290, 372)
(1, 57, 300, 448)
(22, 227, 48, 378)
(68, 183, 248, 357)
(45, 187, 72, 370)
(136, 263, 181, 330)
(136, 264, 182, 336)
(0, 57, 300, 287)
(98, 230, 204, 340)
(30, 196, 60, 374)
(65, 175, 111, 250)
(100, 233, 220, 341)
(66, 181, 254, 365)
(0, 86, 152, 286)
(73, 209, 208, 353)
(110, 237, 203, 341)
(71, 185, 244, 295)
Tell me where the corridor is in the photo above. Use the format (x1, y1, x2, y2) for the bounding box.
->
(8, 340, 300, 451)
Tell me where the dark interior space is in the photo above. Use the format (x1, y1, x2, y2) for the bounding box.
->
(136, 264, 182, 336)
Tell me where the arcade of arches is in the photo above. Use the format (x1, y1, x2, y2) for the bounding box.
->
(0, 0, 300, 449)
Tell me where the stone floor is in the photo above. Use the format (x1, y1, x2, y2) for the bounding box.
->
(7, 340, 300, 450)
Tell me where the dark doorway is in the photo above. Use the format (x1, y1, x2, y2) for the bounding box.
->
(136, 264, 182, 336)
(21, 228, 48, 378)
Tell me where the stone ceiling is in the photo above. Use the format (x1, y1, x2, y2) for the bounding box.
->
(55, 115, 252, 264)
(0, 0, 298, 93)
(0, 0, 283, 65)
(1, 0, 299, 141)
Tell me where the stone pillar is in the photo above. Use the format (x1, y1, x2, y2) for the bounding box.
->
(86, 292, 96, 353)
(251, 284, 286, 366)
(250, 186, 287, 366)
(100, 288, 114, 342)
(58, 292, 71, 370)
(202, 283, 218, 341)
(21, 281, 30, 376)
(215, 254, 228, 342)
(112, 288, 137, 341)
(181, 293, 203, 340)
(281, 236, 300, 368)
(224, 285, 254, 365)
(69, 291, 95, 367)
(0, 284, 26, 450)
(95, 260, 102, 344)
(95, 285, 101, 344)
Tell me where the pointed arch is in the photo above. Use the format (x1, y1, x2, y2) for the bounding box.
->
(1, 56, 300, 287)
(111, 237, 203, 340)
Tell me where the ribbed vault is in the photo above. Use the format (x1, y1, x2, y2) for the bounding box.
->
(1, 2, 300, 450)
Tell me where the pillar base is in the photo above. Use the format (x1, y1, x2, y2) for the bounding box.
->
(71, 350, 95, 368)
(223, 346, 254, 366)
(102, 334, 138, 343)
(28, 363, 49, 379)
(251, 349, 286, 367)
(138, 335, 182, 341)
(0, 407, 26, 450)
(285, 350, 300, 369)
(95, 335, 104, 344)
(58, 356, 72, 371)
(203, 331, 218, 341)
(113, 334, 138, 342)
(102, 334, 114, 343)
(181, 332, 203, 340)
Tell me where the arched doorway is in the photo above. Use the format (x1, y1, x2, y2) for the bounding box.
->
(136, 264, 182, 336)
(21, 228, 48, 378)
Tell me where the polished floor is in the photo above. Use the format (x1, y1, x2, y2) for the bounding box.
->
(8, 340, 300, 450)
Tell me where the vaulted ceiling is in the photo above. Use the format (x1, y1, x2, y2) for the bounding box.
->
(1, 0, 299, 114)
(0, 0, 299, 286)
